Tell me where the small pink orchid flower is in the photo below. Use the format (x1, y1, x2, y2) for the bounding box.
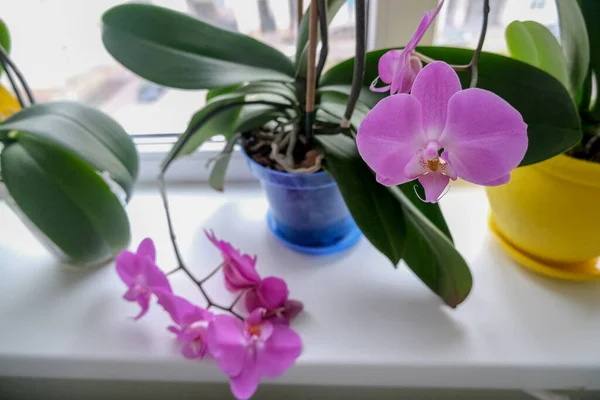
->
(205, 230, 261, 292)
(371, 0, 445, 94)
(156, 290, 213, 359)
(358, 61, 528, 203)
(244, 276, 289, 313)
(208, 309, 302, 400)
(116, 238, 172, 319)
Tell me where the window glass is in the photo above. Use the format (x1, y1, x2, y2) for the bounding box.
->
(3, 0, 357, 135)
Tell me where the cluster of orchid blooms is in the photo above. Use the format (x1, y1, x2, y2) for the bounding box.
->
(116, 232, 303, 400)
(360, 0, 528, 202)
(114, 0, 529, 398)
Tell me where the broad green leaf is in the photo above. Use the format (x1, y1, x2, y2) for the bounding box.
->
(505, 21, 570, 93)
(318, 84, 385, 109)
(0, 18, 10, 77)
(295, 0, 346, 78)
(556, 0, 590, 95)
(0, 101, 138, 198)
(322, 46, 581, 166)
(209, 134, 239, 192)
(316, 133, 406, 265)
(1, 135, 130, 265)
(316, 134, 470, 307)
(102, 4, 295, 89)
(398, 183, 452, 242)
(170, 94, 245, 159)
(234, 104, 285, 133)
(580, 0, 600, 120)
(317, 91, 370, 128)
(388, 186, 470, 307)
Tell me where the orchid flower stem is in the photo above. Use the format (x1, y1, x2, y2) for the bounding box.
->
(197, 262, 224, 285)
(0, 46, 35, 106)
(0, 59, 25, 108)
(157, 174, 244, 320)
(413, 0, 489, 88)
(468, 0, 490, 88)
(342, 0, 366, 128)
(315, 0, 328, 86)
(228, 290, 246, 313)
(166, 266, 181, 276)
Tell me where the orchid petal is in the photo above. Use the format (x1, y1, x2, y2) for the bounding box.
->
(133, 293, 151, 320)
(143, 258, 172, 293)
(282, 299, 304, 320)
(136, 238, 156, 262)
(391, 51, 419, 94)
(377, 50, 402, 84)
(418, 172, 449, 203)
(439, 88, 528, 185)
(258, 325, 302, 378)
(207, 315, 247, 377)
(258, 277, 289, 310)
(156, 290, 208, 326)
(115, 251, 137, 286)
(405, 0, 446, 51)
(411, 61, 461, 139)
(230, 354, 261, 400)
(357, 94, 426, 186)
(369, 76, 391, 93)
(481, 174, 511, 186)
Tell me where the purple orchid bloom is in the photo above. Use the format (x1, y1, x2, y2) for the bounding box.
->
(156, 290, 213, 359)
(116, 238, 172, 319)
(205, 230, 261, 293)
(244, 277, 304, 324)
(371, 0, 445, 94)
(358, 61, 528, 203)
(207, 309, 302, 400)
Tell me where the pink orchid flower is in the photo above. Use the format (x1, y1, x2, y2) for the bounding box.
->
(208, 309, 302, 400)
(371, 0, 445, 94)
(156, 290, 214, 359)
(358, 61, 528, 203)
(245, 277, 304, 324)
(205, 230, 261, 292)
(116, 238, 172, 319)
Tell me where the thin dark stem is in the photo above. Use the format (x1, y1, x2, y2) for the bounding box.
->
(315, 0, 328, 87)
(197, 262, 223, 285)
(161, 100, 292, 174)
(0, 59, 25, 108)
(228, 290, 246, 312)
(342, 0, 366, 127)
(0, 46, 35, 106)
(469, 0, 489, 88)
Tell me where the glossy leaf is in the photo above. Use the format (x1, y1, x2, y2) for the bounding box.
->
(322, 46, 582, 166)
(316, 133, 406, 265)
(0, 18, 10, 76)
(580, 0, 600, 120)
(388, 186, 470, 307)
(505, 21, 570, 92)
(295, 0, 346, 78)
(556, 0, 590, 95)
(317, 91, 370, 128)
(316, 134, 470, 307)
(0, 101, 138, 198)
(102, 4, 295, 89)
(1, 135, 130, 265)
(319, 85, 385, 109)
(209, 135, 239, 192)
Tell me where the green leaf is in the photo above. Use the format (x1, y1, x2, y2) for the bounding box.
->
(169, 94, 245, 159)
(319, 84, 385, 109)
(556, 0, 590, 96)
(316, 134, 470, 307)
(316, 133, 406, 265)
(389, 186, 470, 307)
(102, 3, 295, 89)
(505, 21, 570, 93)
(234, 104, 285, 133)
(208, 134, 239, 192)
(0, 18, 10, 77)
(322, 46, 582, 166)
(1, 135, 130, 265)
(317, 91, 370, 128)
(580, 0, 600, 120)
(0, 101, 138, 198)
(295, 0, 346, 78)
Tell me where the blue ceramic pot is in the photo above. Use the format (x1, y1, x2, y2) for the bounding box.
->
(244, 152, 361, 255)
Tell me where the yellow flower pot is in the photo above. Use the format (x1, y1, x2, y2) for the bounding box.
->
(486, 154, 600, 280)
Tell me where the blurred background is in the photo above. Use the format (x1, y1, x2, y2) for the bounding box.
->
(1, 0, 559, 136)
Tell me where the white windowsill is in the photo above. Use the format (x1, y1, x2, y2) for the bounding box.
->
(1, 183, 600, 392)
